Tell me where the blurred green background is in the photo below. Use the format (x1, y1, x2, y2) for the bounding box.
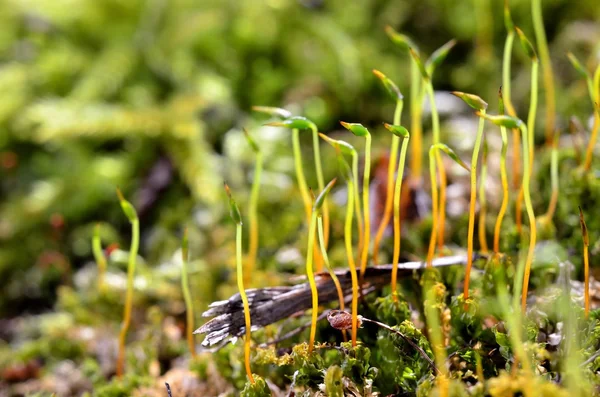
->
(1, 0, 599, 320)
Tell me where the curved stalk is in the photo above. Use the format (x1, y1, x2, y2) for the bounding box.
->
(92, 224, 107, 291)
(344, 179, 359, 346)
(352, 153, 365, 264)
(464, 111, 486, 299)
(478, 141, 489, 253)
(532, 0, 556, 146)
(545, 137, 559, 221)
(310, 124, 329, 253)
(116, 190, 140, 378)
(410, 60, 424, 178)
(494, 92, 510, 254)
(306, 210, 319, 353)
(317, 216, 346, 341)
(426, 148, 439, 268)
(360, 134, 372, 276)
(579, 207, 590, 318)
(519, 123, 537, 311)
(225, 185, 255, 384)
(584, 108, 600, 172)
(425, 84, 447, 250)
(373, 100, 403, 265)
(245, 130, 263, 282)
(292, 128, 312, 223)
(388, 126, 410, 298)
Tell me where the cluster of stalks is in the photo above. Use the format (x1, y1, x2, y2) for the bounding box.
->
(121, 1, 600, 387)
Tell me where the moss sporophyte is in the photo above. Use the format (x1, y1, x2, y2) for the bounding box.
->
(115, 189, 139, 378)
(225, 184, 255, 383)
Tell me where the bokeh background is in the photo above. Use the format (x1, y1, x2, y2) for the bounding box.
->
(0, 0, 599, 393)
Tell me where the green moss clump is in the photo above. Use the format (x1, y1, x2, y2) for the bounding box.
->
(240, 374, 271, 397)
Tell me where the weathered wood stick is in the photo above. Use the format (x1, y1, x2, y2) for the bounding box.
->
(195, 254, 473, 348)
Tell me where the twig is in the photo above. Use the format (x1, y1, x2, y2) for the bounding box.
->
(165, 382, 172, 397)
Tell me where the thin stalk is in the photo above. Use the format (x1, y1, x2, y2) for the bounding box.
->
(532, 0, 556, 146)
(317, 216, 347, 341)
(92, 223, 107, 291)
(306, 210, 319, 353)
(424, 285, 449, 396)
(352, 153, 365, 265)
(310, 125, 329, 252)
(478, 140, 489, 253)
(245, 130, 263, 283)
(292, 128, 312, 223)
(518, 124, 537, 311)
(579, 207, 590, 318)
(359, 134, 372, 277)
(181, 229, 196, 358)
(527, 61, 539, 172)
(426, 83, 447, 250)
(116, 191, 140, 378)
(545, 136, 559, 221)
(225, 185, 255, 384)
(237, 223, 254, 382)
(373, 100, 403, 265)
(464, 111, 486, 300)
(344, 179, 359, 346)
(494, 92, 510, 254)
(390, 131, 410, 298)
(426, 149, 439, 268)
(410, 59, 424, 178)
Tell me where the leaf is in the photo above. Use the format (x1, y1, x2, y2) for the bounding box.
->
(251, 106, 292, 119)
(265, 116, 316, 131)
(340, 121, 370, 137)
(409, 48, 429, 80)
(504, 0, 514, 32)
(476, 112, 524, 129)
(373, 69, 403, 101)
(426, 39, 457, 75)
(567, 52, 592, 80)
(515, 27, 537, 60)
(451, 91, 488, 111)
(116, 188, 138, 222)
(383, 123, 410, 138)
(318, 133, 356, 156)
(243, 128, 260, 153)
(224, 184, 242, 225)
(384, 26, 418, 53)
(430, 143, 470, 171)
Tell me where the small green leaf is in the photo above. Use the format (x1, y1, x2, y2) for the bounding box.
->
(340, 121, 370, 137)
(476, 112, 524, 129)
(252, 106, 292, 119)
(224, 184, 243, 225)
(451, 91, 488, 111)
(504, 0, 514, 32)
(430, 143, 470, 172)
(567, 52, 591, 80)
(498, 86, 505, 115)
(314, 179, 337, 211)
(409, 48, 429, 80)
(373, 69, 403, 101)
(116, 188, 138, 222)
(385, 26, 418, 53)
(319, 133, 356, 156)
(384, 123, 410, 138)
(265, 116, 316, 131)
(515, 27, 537, 60)
(426, 39, 457, 75)
(243, 128, 260, 153)
(182, 227, 189, 263)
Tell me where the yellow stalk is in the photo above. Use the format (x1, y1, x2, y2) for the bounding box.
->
(478, 141, 489, 254)
(352, 152, 365, 265)
(494, 90, 510, 254)
(181, 228, 197, 358)
(579, 207, 590, 318)
(386, 125, 410, 298)
(410, 60, 424, 178)
(359, 134, 372, 277)
(306, 210, 319, 353)
(92, 223, 107, 291)
(244, 130, 263, 283)
(426, 149, 439, 268)
(345, 178, 359, 346)
(373, 100, 403, 265)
